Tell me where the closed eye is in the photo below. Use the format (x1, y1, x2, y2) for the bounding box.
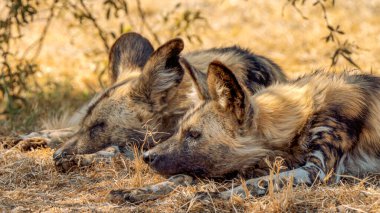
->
(89, 122, 106, 138)
(185, 130, 201, 141)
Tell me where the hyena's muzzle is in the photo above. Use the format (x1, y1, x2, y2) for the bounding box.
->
(142, 138, 218, 178)
(142, 140, 184, 177)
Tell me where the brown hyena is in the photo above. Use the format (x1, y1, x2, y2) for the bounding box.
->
(112, 61, 380, 203)
(49, 32, 286, 171)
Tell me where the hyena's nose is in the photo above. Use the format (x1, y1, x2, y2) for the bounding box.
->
(142, 151, 157, 164)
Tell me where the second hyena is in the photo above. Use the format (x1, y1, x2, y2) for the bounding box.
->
(51, 32, 286, 171)
(112, 61, 380, 203)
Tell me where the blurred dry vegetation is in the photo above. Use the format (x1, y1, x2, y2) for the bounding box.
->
(0, 0, 380, 212)
(1, 0, 380, 133)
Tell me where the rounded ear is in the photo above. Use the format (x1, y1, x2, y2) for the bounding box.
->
(109, 32, 154, 83)
(207, 60, 249, 124)
(179, 57, 210, 100)
(137, 38, 185, 111)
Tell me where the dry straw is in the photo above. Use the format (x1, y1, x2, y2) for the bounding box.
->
(0, 145, 379, 212)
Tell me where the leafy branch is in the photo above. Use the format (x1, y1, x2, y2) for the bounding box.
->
(1, 0, 208, 114)
(284, 0, 361, 69)
(1, 0, 40, 113)
(162, 3, 208, 44)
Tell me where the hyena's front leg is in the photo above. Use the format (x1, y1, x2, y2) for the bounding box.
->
(200, 117, 354, 200)
(198, 159, 326, 200)
(20, 127, 78, 148)
(54, 145, 121, 172)
(0, 127, 77, 151)
(109, 174, 194, 204)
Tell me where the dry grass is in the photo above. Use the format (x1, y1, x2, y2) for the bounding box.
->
(1, 0, 380, 212)
(1, 146, 379, 212)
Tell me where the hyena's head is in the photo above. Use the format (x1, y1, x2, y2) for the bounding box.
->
(143, 61, 268, 178)
(53, 32, 188, 160)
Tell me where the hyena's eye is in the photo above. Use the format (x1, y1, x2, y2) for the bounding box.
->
(89, 122, 106, 138)
(185, 130, 201, 141)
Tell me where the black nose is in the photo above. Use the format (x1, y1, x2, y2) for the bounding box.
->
(53, 149, 67, 160)
(142, 151, 157, 164)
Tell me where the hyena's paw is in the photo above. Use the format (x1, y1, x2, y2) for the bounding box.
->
(0, 136, 22, 149)
(109, 174, 194, 205)
(22, 128, 76, 149)
(195, 191, 229, 201)
(54, 154, 95, 173)
(54, 155, 79, 173)
(196, 178, 268, 202)
(54, 146, 120, 172)
(0, 136, 47, 151)
(108, 188, 160, 204)
(15, 137, 48, 151)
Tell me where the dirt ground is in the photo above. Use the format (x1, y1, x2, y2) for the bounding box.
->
(1, 0, 380, 212)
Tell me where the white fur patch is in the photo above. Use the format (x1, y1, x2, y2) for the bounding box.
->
(188, 86, 201, 104)
(334, 154, 347, 183)
(311, 150, 326, 171)
(280, 167, 312, 184)
(310, 126, 333, 134)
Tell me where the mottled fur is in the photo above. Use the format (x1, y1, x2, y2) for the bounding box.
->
(138, 61, 380, 202)
(52, 32, 286, 171)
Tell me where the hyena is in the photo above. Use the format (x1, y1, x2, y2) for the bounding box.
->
(110, 61, 380, 203)
(50, 32, 286, 171)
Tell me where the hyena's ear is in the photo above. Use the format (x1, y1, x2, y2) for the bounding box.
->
(179, 57, 210, 100)
(207, 60, 249, 124)
(138, 38, 185, 111)
(109, 32, 154, 83)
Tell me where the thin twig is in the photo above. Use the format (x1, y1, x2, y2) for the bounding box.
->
(73, 0, 110, 52)
(22, 0, 59, 60)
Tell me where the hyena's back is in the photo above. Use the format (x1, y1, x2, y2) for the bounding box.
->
(291, 72, 380, 176)
(184, 46, 286, 93)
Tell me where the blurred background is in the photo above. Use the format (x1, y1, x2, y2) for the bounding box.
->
(1, 0, 379, 134)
